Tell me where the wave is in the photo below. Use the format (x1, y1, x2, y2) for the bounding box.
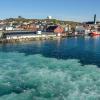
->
(0, 52, 100, 100)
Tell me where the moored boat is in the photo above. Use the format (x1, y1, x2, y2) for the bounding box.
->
(90, 31, 100, 36)
(89, 25, 100, 36)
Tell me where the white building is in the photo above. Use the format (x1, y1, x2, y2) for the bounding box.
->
(0, 25, 5, 31)
(4, 32, 46, 40)
(0, 31, 3, 38)
(0, 27, 3, 31)
(36, 31, 42, 34)
(75, 26, 90, 35)
(47, 16, 52, 19)
(6, 26, 14, 31)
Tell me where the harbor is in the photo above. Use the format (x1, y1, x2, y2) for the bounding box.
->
(1, 0, 100, 99)
(0, 14, 100, 44)
(0, 36, 100, 100)
(0, 31, 88, 43)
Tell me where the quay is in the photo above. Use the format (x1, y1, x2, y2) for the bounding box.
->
(0, 31, 60, 43)
(0, 31, 88, 43)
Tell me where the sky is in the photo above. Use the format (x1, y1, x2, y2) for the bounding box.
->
(0, 0, 100, 22)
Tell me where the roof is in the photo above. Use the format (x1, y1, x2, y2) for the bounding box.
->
(46, 26, 58, 31)
(4, 32, 36, 36)
(85, 21, 100, 25)
(85, 21, 94, 24)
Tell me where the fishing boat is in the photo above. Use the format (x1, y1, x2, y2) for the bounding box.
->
(89, 14, 100, 36)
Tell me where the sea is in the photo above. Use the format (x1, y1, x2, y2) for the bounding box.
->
(0, 36, 100, 100)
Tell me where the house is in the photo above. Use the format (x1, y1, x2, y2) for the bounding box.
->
(75, 26, 90, 35)
(46, 25, 64, 36)
(0, 27, 4, 31)
(0, 24, 6, 31)
(0, 31, 3, 38)
(5, 26, 14, 31)
(18, 24, 37, 31)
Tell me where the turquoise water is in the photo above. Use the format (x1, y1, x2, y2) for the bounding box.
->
(0, 37, 100, 100)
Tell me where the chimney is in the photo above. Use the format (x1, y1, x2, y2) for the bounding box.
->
(94, 14, 96, 24)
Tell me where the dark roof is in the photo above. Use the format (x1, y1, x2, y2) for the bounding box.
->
(46, 26, 58, 31)
(4, 32, 36, 36)
(85, 21, 94, 24)
(84, 21, 100, 25)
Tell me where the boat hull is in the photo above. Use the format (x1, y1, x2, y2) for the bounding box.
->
(90, 32, 100, 36)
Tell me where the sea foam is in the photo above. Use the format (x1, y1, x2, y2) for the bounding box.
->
(0, 52, 100, 100)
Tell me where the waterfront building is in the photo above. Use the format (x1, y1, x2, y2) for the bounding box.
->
(0, 24, 6, 31)
(3, 32, 36, 40)
(36, 31, 42, 34)
(0, 27, 4, 31)
(18, 24, 37, 31)
(75, 26, 90, 35)
(1, 31, 57, 42)
(46, 25, 64, 33)
(5, 26, 14, 31)
(0, 31, 3, 38)
(46, 25, 64, 36)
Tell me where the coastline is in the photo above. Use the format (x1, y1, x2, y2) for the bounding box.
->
(0, 35, 61, 44)
(0, 35, 86, 44)
(0, 31, 59, 43)
(0, 31, 87, 44)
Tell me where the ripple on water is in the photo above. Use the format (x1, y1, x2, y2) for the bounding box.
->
(0, 52, 100, 100)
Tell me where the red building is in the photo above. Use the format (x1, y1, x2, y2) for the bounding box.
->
(46, 25, 64, 36)
(18, 24, 37, 31)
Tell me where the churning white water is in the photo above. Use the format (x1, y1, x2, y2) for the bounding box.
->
(0, 52, 100, 100)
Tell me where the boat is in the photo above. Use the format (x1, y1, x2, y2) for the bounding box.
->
(90, 31, 100, 36)
(89, 26, 100, 36)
